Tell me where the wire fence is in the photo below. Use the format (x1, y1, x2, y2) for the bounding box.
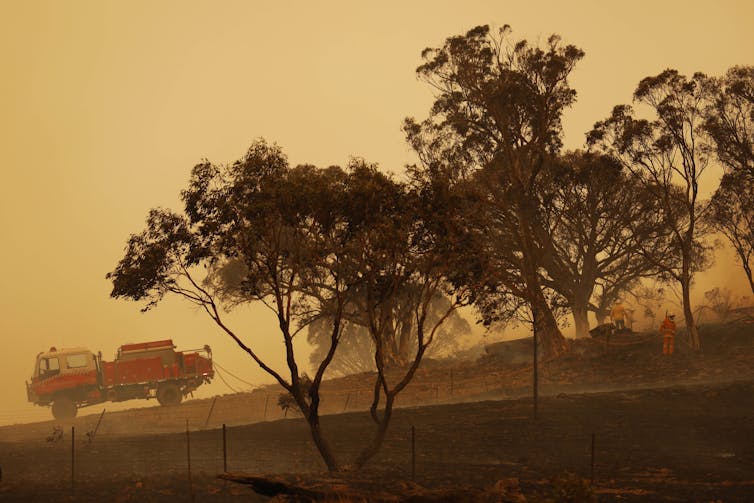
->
(2, 338, 752, 501)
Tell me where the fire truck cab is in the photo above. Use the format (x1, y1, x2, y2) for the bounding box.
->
(27, 347, 101, 419)
(35, 348, 97, 379)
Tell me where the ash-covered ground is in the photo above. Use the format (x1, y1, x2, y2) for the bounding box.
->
(1, 320, 753, 502)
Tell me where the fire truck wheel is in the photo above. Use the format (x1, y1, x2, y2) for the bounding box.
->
(157, 384, 183, 406)
(51, 396, 77, 420)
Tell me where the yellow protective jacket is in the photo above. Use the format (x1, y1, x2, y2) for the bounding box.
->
(611, 303, 626, 321)
(660, 317, 676, 336)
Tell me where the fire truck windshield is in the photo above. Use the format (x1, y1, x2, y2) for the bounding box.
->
(38, 357, 60, 377)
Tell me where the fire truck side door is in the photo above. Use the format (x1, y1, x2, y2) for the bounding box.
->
(38, 357, 60, 379)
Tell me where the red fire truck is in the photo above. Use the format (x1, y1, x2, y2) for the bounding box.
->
(26, 340, 214, 420)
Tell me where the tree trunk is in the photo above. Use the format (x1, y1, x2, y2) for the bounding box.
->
(680, 272, 701, 351)
(679, 246, 701, 351)
(532, 287, 568, 358)
(306, 412, 341, 471)
(741, 255, 754, 296)
(518, 211, 568, 359)
(532, 308, 538, 419)
(301, 385, 340, 471)
(572, 301, 591, 338)
(396, 316, 413, 366)
(353, 395, 395, 469)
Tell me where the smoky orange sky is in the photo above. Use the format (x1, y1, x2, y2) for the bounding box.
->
(1, 1, 752, 426)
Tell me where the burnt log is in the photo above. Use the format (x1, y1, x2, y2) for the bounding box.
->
(218, 472, 526, 502)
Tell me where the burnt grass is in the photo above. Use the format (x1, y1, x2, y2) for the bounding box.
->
(1, 321, 754, 502)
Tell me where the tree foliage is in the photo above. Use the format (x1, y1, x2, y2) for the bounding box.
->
(108, 140, 467, 471)
(405, 24, 584, 358)
(703, 65, 754, 178)
(709, 171, 754, 294)
(704, 66, 754, 294)
(308, 296, 471, 376)
(105, 26, 754, 474)
(540, 151, 664, 336)
(335, 161, 471, 468)
(588, 70, 714, 350)
(110, 140, 354, 469)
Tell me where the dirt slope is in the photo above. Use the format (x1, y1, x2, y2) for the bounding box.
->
(0, 321, 752, 501)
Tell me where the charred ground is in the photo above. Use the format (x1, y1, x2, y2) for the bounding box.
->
(1, 319, 753, 502)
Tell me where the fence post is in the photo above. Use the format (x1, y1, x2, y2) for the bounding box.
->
(186, 420, 194, 502)
(411, 425, 416, 481)
(71, 426, 75, 491)
(264, 395, 269, 420)
(90, 409, 106, 443)
(533, 311, 539, 420)
(204, 396, 217, 429)
(450, 369, 454, 397)
(343, 393, 351, 412)
(590, 432, 596, 486)
(222, 423, 228, 473)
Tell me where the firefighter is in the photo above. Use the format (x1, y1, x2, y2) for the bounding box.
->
(624, 308, 635, 332)
(660, 314, 676, 355)
(611, 301, 626, 332)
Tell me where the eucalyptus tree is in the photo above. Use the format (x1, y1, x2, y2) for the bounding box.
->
(337, 160, 471, 468)
(704, 66, 754, 293)
(541, 151, 664, 337)
(588, 70, 714, 350)
(108, 140, 355, 469)
(405, 24, 584, 358)
(108, 141, 468, 471)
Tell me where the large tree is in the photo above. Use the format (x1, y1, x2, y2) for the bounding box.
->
(336, 160, 470, 468)
(404, 25, 584, 358)
(541, 151, 664, 337)
(108, 142, 466, 471)
(109, 140, 353, 470)
(704, 66, 754, 293)
(588, 70, 714, 350)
